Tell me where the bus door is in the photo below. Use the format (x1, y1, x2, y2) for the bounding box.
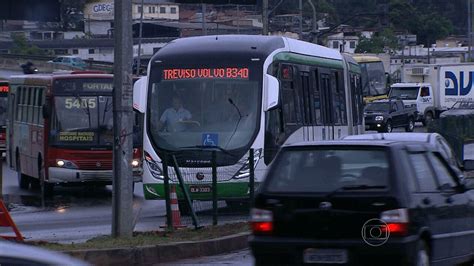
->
(299, 71, 313, 141)
(331, 71, 348, 140)
(318, 70, 334, 140)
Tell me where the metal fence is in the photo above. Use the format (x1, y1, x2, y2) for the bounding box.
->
(427, 113, 474, 162)
(160, 149, 257, 230)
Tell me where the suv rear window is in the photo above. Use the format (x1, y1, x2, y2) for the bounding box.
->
(266, 147, 390, 193)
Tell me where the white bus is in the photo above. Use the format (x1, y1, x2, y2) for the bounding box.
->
(133, 35, 364, 204)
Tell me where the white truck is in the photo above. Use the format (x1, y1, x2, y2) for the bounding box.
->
(389, 63, 474, 125)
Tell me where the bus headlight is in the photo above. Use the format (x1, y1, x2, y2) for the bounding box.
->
(233, 149, 262, 179)
(56, 159, 78, 169)
(375, 116, 384, 121)
(131, 159, 140, 167)
(144, 151, 164, 180)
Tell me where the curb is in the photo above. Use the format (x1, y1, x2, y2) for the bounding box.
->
(65, 232, 250, 265)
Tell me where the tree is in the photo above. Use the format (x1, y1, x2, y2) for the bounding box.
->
(355, 28, 400, 54)
(416, 13, 453, 46)
(10, 35, 46, 55)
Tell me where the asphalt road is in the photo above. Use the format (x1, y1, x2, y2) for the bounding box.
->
(164, 249, 253, 265)
(0, 69, 23, 79)
(1, 162, 247, 244)
(1, 162, 166, 243)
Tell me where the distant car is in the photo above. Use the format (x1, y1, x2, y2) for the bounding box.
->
(364, 99, 416, 132)
(0, 239, 89, 265)
(249, 140, 474, 266)
(343, 133, 461, 174)
(48, 56, 87, 70)
(441, 101, 474, 118)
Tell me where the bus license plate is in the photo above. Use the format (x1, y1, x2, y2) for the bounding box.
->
(303, 248, 348, 264)
(189, 185, 212, 193)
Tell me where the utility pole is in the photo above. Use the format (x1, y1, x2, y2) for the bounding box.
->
(469, 0, 472, 62)
(307, 0, 317, 43)
(202, 3, 207, 35)
(299, 0, 303, 39)
(112, 0, 134, 238)
(236, 5, 240, 34)
(262, 0, 268, 35)
(136, 0, 144, 75)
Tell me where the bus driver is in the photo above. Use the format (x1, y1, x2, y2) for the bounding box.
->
(158, 96, 192, 132)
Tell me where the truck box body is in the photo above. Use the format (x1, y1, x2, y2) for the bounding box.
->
(390, 63, 474, 121)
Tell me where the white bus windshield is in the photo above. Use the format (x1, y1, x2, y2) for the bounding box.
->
(148, 71, 260, 154)
(360, 61, 387, 96)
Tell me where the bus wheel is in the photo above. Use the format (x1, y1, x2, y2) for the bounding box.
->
(16, 154, 30, 189)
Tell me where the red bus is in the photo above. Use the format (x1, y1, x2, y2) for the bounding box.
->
(0, 81, 8, 157)
(7, 72, 141, 196)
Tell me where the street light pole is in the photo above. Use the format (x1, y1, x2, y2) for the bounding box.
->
(469, 0, 472, 61)
(299, 0, 303, 39)
(112, 0, 134, 238)
(136, 0, 144, 75)
(262, 0, 268, 35)
(202, 3, 207, 35)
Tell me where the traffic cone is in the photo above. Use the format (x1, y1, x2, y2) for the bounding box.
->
(161, 185, 186, 229)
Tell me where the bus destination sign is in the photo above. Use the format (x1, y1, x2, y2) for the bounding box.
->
(59, 132, 95, 142)
(54, 78, 113, 94)
(163, 67, 249, 80)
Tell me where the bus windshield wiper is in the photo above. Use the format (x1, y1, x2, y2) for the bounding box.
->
(101, 97, 112, 126)
(178, 145, 236, 158)
(224, 98, 247, 149)
(73, 94, 92, 128)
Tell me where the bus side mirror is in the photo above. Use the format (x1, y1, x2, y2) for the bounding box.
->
(133, 76, 148, 113)
(42, 104, 50, 119)
(264, 74, 280, 111)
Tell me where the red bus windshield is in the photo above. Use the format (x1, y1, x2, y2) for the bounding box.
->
(49, 78, 113, 148)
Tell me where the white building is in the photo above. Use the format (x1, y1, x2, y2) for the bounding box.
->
(326, 31, 373, 54)
(84, 0, 179, 37)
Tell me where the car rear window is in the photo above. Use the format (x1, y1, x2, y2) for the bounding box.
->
(266, 147, 390, 193)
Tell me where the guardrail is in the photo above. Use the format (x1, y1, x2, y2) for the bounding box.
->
(0, 53, 114, 73)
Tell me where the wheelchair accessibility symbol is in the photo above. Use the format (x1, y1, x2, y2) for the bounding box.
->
(202, 133, 218, 146)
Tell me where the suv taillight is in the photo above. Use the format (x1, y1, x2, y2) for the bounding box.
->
(250, 208, 273, 234)
(380, 208, 409, 236)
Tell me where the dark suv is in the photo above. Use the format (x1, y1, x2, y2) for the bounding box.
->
(364, 100, 416, 132)
(249, 141, 474, 265)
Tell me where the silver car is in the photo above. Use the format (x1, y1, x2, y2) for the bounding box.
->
(343, 133, 461, 173)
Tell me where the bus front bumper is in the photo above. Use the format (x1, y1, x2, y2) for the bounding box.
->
(48, 167, 142, 184)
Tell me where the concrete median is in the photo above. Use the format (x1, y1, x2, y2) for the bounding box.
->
(66, 232, 250, 265)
